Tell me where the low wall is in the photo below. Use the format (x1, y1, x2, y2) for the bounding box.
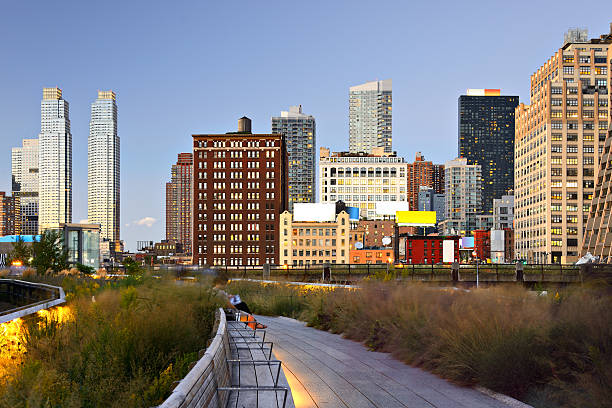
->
(0, 279, 65, 324)
(160, 308, 231, 408)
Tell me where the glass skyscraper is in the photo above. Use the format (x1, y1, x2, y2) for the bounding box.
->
(458, 89, 518, 214)
(39, 87, 72, 231)
(272, 105, 316, 210)
(349, 79, 392, 154)
(88, 91, 120, 241)
(11, 139, 39, 235)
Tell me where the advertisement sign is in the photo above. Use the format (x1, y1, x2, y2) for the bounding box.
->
(396, 211, 436, 226)
(293, 203, 336, 222)
(375, 202, 409, 216)
(460, 237, 474, 249)
(346, 207, 360, 221)
(490, 230, 505, 252)
(442, 240, 455, 263)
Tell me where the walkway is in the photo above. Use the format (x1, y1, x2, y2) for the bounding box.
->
(256, 315, 525, 408)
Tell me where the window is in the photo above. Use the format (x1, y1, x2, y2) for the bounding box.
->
(580, 66, 591, 75)
(563, 66, 574, 75)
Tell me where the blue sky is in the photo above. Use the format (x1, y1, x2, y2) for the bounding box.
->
(0, 1, 609, 250)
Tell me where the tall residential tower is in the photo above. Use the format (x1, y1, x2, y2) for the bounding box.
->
(88, 90, 120, 241)
(349, 79, 392, 154)
(272, 105, 316, 210)
(39, 87, 72, 231)
(11, 139, 39, 235)
(458, 89, 518, 214)
(166, 153, 193, 255)
(440, 157, 482, 236)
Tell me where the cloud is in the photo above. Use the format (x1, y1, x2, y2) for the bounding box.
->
(132, 217, 157, 228)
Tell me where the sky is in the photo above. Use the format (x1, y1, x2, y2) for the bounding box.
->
(0, 1, 610, 250)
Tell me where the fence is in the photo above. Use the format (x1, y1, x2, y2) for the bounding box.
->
(0, 279, 66, 324)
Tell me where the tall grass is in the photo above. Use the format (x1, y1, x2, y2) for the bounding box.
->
(0, 281, 222, 407)
(226, 280, 611, 407)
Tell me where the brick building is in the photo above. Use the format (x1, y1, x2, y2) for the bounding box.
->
(407, 152, 444, 210)
(394, 234, 460, 264)
(358, 220, 395, 248)
(166, 153, 193, 255)
(192, 117, 288, 266)
(350, 248, 394, 264)
(473, 230, 491, 261)
(0, 192, 21, 236)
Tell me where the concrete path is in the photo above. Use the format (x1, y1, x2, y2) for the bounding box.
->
(256, 315, 520, 408)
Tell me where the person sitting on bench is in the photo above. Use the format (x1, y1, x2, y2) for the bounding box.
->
(226, 293, 267, 329)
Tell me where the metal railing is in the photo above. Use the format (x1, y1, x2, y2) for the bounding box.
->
(0, 279, 66, 324)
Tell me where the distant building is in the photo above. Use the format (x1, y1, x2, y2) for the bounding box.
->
(100, 239, 124, 264)
(272, 106, 316, 210)
(493, 195, 514, 230)
(440, 158, 482, 236)
(279, 208, 350, 266)
(319, 147, 407, 220)
(192, 117, 288, 266)
(407, 152, 444, 210)
(394, 235, 460, 264)
(515, 25, 612, 263)
(0, 192, 21, 236)
(39, 87, 72, 231)
(166, 153, 193, 255)
(349, 79, 392, 154)
(350, 248, 394, 264)
(88, 90, 120, 241)
(417, 186, 445, 223)
(12, 139, 39, 235)
(358, 220, 395, 248)
(473, 230, 491, 261)
(458, 89, 518, 214)
(48, 223, 100, 270)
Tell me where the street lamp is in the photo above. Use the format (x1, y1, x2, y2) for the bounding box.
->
(472, 250, 479, 288)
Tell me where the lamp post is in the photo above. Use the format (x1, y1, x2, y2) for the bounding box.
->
(472, 250, 479, 288)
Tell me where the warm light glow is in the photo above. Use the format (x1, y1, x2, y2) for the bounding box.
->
(11, 260, 22, 266)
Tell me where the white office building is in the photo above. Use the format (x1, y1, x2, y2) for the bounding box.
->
(39, 87, 71, 232)
(11, 139, 39, 235)
(88, 91, 120, 241)
(319, 147, 407, 219)
(349, 79, 392, 154)
(440, 157, 482, 236)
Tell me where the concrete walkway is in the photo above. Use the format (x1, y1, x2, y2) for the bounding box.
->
(256, 315, 521, 408)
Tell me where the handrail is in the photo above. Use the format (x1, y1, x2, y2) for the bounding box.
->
(0, 279, 66, 324)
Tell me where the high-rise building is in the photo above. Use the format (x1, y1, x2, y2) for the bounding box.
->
(271, 105, 316, 209)
(417, 186, 445, 223)
(319, 147, 408, 219)
(166, 153, 193, 255)
(458, 89, 518, 215)
(582, 130, 612, 262)
(349, 79, 392, 154)
(493, 195, 514, 230)
(192, 117, 288, 266)
(0, 192, 21, 236)
(407, 152, 445, 210)
(11, 139, 39, 235)
(440, 157, 482, 236)
(88, 90, 119, 241)
(515, 26, 611, 263)
(39, 87, 71, 231)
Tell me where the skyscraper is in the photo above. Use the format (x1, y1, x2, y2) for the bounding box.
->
(271, 105, 316, 210)
(12, 139, 39, 235)
(166, 153, 193, 255)
(458, 89, 518, 214)
(349, 79, 392, 154)
(192, 117, 288, 267)
(406, 152, 445, 210)
(440, 157, 482, 236)
(88, 90, 120, 241)
(515, 26, 611, 263)
(39, 87, 71, 231)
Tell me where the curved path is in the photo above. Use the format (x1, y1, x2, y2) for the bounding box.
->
(256, 315, 526, 408)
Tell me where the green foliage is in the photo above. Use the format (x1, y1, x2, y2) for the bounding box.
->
(123, 258, 144, 276)
(6, 236, 31, 266)
(31, 230, 68, 274)
(74, 263, 95, 275)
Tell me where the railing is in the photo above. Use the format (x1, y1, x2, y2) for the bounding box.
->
(0, 279, 66, 324)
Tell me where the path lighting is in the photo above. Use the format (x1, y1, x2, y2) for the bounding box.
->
(472, 251, 479, 288)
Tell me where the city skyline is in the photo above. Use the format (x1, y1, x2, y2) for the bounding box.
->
(0, 2, 609, 249)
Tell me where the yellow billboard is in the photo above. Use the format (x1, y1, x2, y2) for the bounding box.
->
(396, 211, 436, 226)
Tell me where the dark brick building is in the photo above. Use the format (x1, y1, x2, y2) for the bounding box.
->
(394, 234, 460, 264)
(192, 117, 288, 266)
(406, 152, 444, 210)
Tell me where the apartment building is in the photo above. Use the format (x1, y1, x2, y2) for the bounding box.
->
(0, 192, 21, 236)
(349, 79, 392, 154)
(515, 26, 611, 263)
(192, 117, 288, 266)
(166, 153, 193, 255)
(407, 152, 444, 210)
(440, 157, 482, 236)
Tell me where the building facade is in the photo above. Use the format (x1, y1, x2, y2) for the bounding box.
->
(0, 192, 21, 236)
(166, 153, 193, 255)
(88, 90, 120, 241)
(417, 186, 445, 223)
(11, 139, 39, 235)
(493, 194, 514, 230)
(279, 210, 350, 266)
(192, 117, 288, 266)
(358, 219, 395, 248)
(394, 235, 460, 264)
(459, 90, 518, 214)
(441, 157, 482, 236)
(319, 148, 407, 220)
(582, 130, 612, 262)
(349, 79, 392, 154)
(272, 105, 316, 210)
(39, 87, 72, 231)
(515, 26, 611, 263)
(407, 152, 445, 210)
(48, 223, 100, 270)
(350, 248, 394, 264)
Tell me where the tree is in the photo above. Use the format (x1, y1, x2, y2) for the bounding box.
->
(123, 257, 144, 276)
(31, 230, 68, 274)
(7, 236, 31, 266)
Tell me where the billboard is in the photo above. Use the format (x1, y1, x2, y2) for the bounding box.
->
(460, 237, 474, 249)
(375, 202, 409, 216)
(346, 206, 360, 221)
(466, 89, 501, 96)
(396, 211, 436, 226)
(293, 203, 336, 222)
(490, 230, 505, 252)
(442, 240, 455, 263)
